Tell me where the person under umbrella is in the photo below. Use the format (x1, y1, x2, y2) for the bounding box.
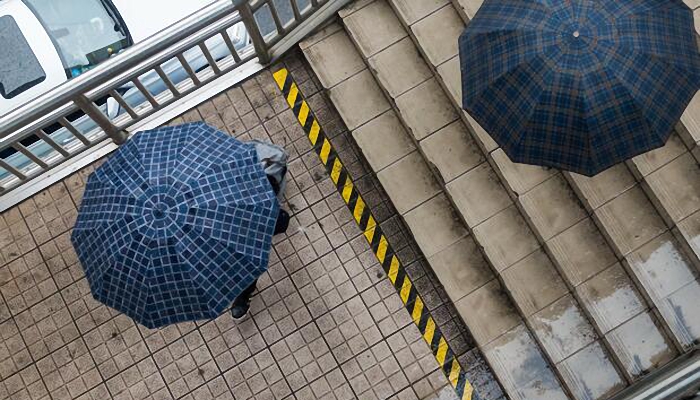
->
(231, 140, 290, 319)
(71, 122, 288, 328)
(458, 0, 700, 176)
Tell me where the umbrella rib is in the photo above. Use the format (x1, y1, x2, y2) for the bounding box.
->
(588, 43, 692, 143)
(466, 43, 560, 115)
(177, 223, 261, 311)
(607, 40, 699, 85)
(508, 61, 557, 155)
(580, 51, 661, 166)
(607, 0, 687, 21)
(464, 33, 560, 105)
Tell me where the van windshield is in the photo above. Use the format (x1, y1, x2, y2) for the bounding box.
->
(23, 0, 130, 78)
(0, 15, 46, 99)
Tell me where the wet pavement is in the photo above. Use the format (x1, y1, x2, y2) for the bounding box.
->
(0, 52, 504, 400)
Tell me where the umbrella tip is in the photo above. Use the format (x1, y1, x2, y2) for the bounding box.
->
(573, 30, 580, 38)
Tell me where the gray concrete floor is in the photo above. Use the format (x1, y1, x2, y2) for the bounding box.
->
(0, 51, 504, 400)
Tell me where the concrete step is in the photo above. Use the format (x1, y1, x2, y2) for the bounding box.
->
(337, 2, 634, 399)
(373, 0, 682, 392)
(383, 0, 699, 381)
(625, 129, 700, 270)
(301, 20, 569, 400)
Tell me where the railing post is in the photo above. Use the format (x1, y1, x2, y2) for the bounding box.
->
(235, 1, 271, 64)
(73, 94, 129, 145)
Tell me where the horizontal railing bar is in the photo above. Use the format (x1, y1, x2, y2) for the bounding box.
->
(86, 12, 242, 100)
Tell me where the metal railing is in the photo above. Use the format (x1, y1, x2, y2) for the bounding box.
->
(610, 347, 700, 400)
(0, 0, 350, 211)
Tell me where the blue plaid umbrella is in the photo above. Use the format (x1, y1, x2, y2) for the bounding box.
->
(459, 0, 700, 175)
(71, 123, 280, 328)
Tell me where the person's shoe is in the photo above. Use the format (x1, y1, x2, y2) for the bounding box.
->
(274, 209, 290, 235)
(230, 299, 251, 320)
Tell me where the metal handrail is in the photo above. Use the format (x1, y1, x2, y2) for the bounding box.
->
(0, 0, 236, 144)
(0, 0, 351, 210)
(610, 347, 700, 400)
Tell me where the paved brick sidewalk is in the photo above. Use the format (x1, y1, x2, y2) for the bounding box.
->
(0, 51, 503, 400)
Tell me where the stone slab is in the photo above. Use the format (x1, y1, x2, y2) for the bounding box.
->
(420, 121, 485, 183)
(557, 342, 626, 400)
(606, 312, 677, 379)
(455, 280, 521, 346)
(390, 0, 450, 25)
(567, 164, 637, 212)
(595, 186, 668, 257)
(368, 37, 433, 98)
(353, 111, 416, 172)
(519, 174, 587, 241)
(395, 78, 459, 141)
(680, 91, 700, 143)
(629, 133, 687, 178)
(644, 152, 700, 225)
(427, 237, 493, 303)
(303, 30, 366, 88)
(437, 55, 462, 105)
(492, 149, 556, 197)
(377, 152, 442, 215)
(626, 233, 696, 303)
(473, 205, 540, 272)
(674, 210, 700, 268)
(410, 5, 464, 66)
(342, 0, 408, 57)
(463, 111, 499, 153)
(447, 163, 512, 227)
(576, 264, 647, 334)
(329, 70, 391, 131)
(482, 324, 568, 400)
(529, 295, 597, 364)
(403, 194, 469, 258)
(501, 249, 568, 317)
(454, 0, 484, 20)
(547, 218, 618, 287)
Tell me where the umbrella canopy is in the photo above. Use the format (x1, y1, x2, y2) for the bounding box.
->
(71, 123, 280, 328)
(459, 0, 700, 176)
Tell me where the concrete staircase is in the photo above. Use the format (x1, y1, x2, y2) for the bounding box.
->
(299, 1, 700, 399)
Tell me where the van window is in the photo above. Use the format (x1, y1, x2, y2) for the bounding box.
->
(0, 15, 46, 99)
(23, 0, 130, 78)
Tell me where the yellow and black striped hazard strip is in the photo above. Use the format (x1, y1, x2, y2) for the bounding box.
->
(273, 68, 477, 400)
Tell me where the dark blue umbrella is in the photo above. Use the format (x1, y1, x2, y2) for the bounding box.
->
(459, 0, 700, 176)
(71, 123, 280, 328)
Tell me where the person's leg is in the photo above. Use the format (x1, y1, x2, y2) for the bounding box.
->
(231, 279, 257, 320)
(231, 209, 288, 320)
